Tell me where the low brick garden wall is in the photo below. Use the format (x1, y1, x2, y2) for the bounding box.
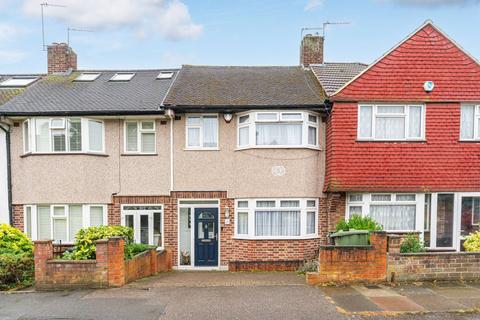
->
(388, 252, 480, 282)
(34, 237, 172, 290)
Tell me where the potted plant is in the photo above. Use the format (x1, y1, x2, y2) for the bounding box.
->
(181, 250, 190, 265)
(330, 214, 383, 246)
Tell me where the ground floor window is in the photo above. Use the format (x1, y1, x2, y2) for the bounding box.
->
(234, 198, 318, 239)
(24, 204, 107, 243)
(121, 205, 163, 247)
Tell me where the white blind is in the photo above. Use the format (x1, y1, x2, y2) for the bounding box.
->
(307, 211, 315, 234)
(187, 128, 200, 147)
(35, 119, 50, 152)
(370, 205, 416, 231)
(237, 212, 248, 235)
(88, 120, 103, 152)
(408, 106, 422, 138)
(37, 206, 51, 240)
(69, 205, 83, 242)
(53, 218, 68, 243)
(461, 105, 475, 140)
(25, 207, 32, 238)
(203, 116, 218, 147)
(141, 132, 155, 153)
(358, 106, 372, 138)
(239, 127, 249, 146)
(256, 123, 302, 146)
(69, 119, 82, 151)
(90, 206, 104, 226)
(126, 122, 138, 151)
(375, 117, 405, 139)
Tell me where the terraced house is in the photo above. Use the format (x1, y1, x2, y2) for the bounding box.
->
(0, 39, 334, 270)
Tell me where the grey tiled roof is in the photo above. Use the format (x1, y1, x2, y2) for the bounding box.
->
(164, 65, 325, 107)
(311, 63, 368, 96)
(0, 69, 178, 115)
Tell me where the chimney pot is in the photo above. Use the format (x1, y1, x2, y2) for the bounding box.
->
(47, 43, 77, 74)
(300, 34, 324, 67)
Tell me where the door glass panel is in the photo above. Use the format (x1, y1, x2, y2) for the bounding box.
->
(436, 194, 454, 247)
(461, 197, 480, 237)
(125, 215, 134, 228)
(140, 215, 149, 244)
(207, 222, 215, 239)
(198, 222, 203, 239)
(153, 212, 162, 247)
(199, 212, 214, 219)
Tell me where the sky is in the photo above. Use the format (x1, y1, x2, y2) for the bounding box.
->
(1, 0, 480, 74)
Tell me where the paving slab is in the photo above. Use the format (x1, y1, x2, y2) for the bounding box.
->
(353, 285, 402, 297)
(391, 283, 435, 295)
(321, 286, 359, 297)
(403, 293, 469, 312)
(369, 296, 426, 312)
(431, 287, 480, 299)
(452, 297, 480, 309)
(329, 293, 383, 313)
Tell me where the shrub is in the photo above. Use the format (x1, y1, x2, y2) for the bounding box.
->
(63, 225, 134, 260)
(124, 243, 155, 260)
(0, 224, 33, 255)
(464, 231, 480, 252)
(335, 214, 383, 232)
(0, 253, 34, 290)
(400, 234, 425, 253)
(297, 259, 319, 274)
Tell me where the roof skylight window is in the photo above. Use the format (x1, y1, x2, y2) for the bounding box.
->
(110, 73, 135, 82)
(157, 72, 174, 79)
(0, 76, 39, 87)
(75, 72, 101, 82)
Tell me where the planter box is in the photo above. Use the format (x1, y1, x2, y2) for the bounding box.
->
(330, 230, 370, 246)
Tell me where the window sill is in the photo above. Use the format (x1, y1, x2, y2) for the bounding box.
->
(235, 146, 321, 151)
(183, 148, 220, 151)
(356, 139, 426, 143)
(21, 152, 108, 158)
(232, 235, 319, 241)
(121, 153, 158, 156)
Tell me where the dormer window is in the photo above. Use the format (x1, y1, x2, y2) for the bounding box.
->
(110, 73, 135, 82)
(75, 72, 101, 82)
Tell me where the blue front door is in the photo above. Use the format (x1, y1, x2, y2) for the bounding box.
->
(194, 208, 219, 266)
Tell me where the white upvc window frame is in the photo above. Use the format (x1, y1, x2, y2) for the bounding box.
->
(357, 104, 426, 141)
(346, 193, 424, 233)
(185, 113, 219, 150)
(123, 120, 157, 154)
(24, 204, 108, 243)
(460, 104, 480, 141)
(234, 198, 318, 240)
(236, 110, 320, 150)
(24, 117, 105, 154)
(23, 119, 31, 153)
(120, 204, 164, 248)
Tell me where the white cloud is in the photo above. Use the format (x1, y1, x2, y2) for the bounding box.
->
(0, 50, 28, 65)
(0, 23, 28, 41)
(304, 0, 323, 11)
(384, 0, 480, 6)
(22, 0, 203, 40)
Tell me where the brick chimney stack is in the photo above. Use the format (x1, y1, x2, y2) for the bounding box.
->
(47, 43, 77, 74)
(300, 34, 324, 67)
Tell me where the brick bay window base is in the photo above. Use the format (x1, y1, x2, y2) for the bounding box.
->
(14, 192, 326, 271)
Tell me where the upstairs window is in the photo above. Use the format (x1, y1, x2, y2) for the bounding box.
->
(460, 105, 480, 140)
(124, 120, 156, 154)
(0, 76, 39, 87)
(24, 117, 104, 154)
(75, 72, 101, 82)
(110, 73, 135, 82)
(185, 114, 218, 149)
(237, 111, 319, 149)
(358, 105, 424, 141)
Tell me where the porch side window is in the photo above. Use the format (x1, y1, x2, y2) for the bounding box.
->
(27, 117, 103, 153)
(347, 193, 418, 231)
(237, 111, 319, 149)
(358, 105, 424, 141)
(460, 105, 480, 140)
(235, 199, 317, 239)
(124, 120, 156, 153)
(186, 115, 218, 149)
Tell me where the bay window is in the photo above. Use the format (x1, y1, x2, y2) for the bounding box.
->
(460, 105, 480, 140)
(234, 198, 318, 239)
(358, 105, 424, 141)
(347, 193, 423, 232)
(185, 114, 218, 149)
(24, 204, 107, 243)
(237, 111, 319, 149)
(24, 117, 104, 154)
(124, 120, 156, 153)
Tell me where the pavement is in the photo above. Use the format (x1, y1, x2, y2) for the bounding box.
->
(0, 272, 478, 320)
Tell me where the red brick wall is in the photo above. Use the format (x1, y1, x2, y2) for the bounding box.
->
(300, 35, 324, 66)
(12, 204, 23, 231)
(125, 249, 172, 283)
(307, 232, 387, 285)
(47, 43, 77, 74)
(325, 102, 480, 192)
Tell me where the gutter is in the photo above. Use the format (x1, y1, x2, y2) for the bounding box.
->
(0, 123, 12, 225)
(0, 110, 167, 117)
(166, 104, 327, 113)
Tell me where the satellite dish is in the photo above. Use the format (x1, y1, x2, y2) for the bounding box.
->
(424, 81, 435, 93)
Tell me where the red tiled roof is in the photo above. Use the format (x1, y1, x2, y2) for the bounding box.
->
(333, 22, 480, 102)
